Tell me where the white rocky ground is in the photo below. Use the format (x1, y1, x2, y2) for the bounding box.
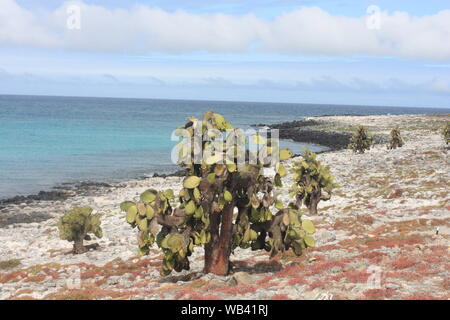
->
(0, 114, 448, 300)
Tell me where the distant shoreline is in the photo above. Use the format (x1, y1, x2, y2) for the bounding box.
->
(255, 115, 389, 151)
(254, 118, 352, 151)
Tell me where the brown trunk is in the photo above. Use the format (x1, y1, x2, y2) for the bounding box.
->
(204, 202, 235, 275)
(73, 235, 87, 254)
(307, 191, 321, 215)
(204, 209, 221, 273)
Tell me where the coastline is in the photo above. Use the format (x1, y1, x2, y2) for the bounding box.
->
(0, 116, 363, 207)
(255, 116, 388, 151)
(0, 112, 410, 207)
(0, 113, 444, 215)
(0, 113, 449, 300)
(0, 171, 186, 208)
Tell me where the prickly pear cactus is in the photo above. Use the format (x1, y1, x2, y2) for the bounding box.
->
(122, 111, 316, 276)
(387, 127, 404, 150)
(289, 148, 336, 215)
(58, 206, 103, 254)
(443, 122, 450, 145)
(348, 126, 373, 154)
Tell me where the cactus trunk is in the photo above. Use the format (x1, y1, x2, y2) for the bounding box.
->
(73, 235, 87, 254)
(307, 191, 321, 215)
(204, 245, 230, 275)
(204, 202, 234, 275)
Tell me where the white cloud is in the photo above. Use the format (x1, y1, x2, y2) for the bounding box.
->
(0, 0, 450, 60)
(429, 78, 450, 93)
(0, 0, 59, 47)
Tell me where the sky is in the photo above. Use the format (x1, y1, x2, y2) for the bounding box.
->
(0, 0, 449, 107)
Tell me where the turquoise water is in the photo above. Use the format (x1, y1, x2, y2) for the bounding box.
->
(0, 95, 448, 199)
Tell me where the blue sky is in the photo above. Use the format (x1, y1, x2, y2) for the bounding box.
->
(13, 0, 450, 17)
(0, 0, 449, 107)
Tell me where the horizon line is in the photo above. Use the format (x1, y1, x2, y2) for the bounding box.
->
(1, 93, 449, 110)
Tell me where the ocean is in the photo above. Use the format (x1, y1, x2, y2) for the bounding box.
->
(0, 94, 448, 200)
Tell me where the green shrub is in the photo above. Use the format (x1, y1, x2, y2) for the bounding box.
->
(58, 207, 103, 254)
(348, 126, 373, 154)
(0, 259, 21, 270)
(290, 148, 336, 215)
(443, 122, 450, 145)
(387, 127, 404, 150)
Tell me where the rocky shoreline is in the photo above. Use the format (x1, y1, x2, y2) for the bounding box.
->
(255, 117, 388, 151)
(0, 113, 449, 300)
(0, 171, 186, 209)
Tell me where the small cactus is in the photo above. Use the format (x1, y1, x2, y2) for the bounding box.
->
(348, 126, 373, 154)
(58, 206, 103, 254)
(387, 127, 404, 150)
(443, 122, 450, 145)
(290, 148, 336, 215)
